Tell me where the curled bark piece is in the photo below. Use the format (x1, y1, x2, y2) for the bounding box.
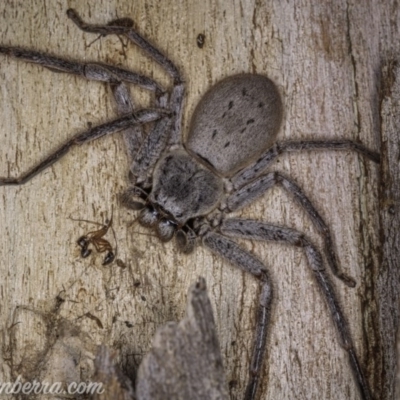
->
(136, 277, 229, 400)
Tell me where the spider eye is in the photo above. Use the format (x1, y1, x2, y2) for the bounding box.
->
(138, 206, 159, 227)
(120, 191, 146, 210)
(157, 219, 175, 242)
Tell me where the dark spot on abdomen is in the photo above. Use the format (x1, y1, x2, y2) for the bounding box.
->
(195, 152, 215, 169)
(246, 118, 255, 125)
(224, 142, 230, 148)
(228, 101, 234, 110)
(212, 129, 218, 139)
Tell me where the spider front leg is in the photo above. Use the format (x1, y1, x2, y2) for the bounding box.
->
(111, 82, 146, 162)
(0, 109, 170, 186)
(110, 69, 172, 183)
(0, 21, 173, 186)
(220, 218, 372, 400)
(0, 46, 164, 93)
(67, 9, 185, 147)
(66, 9, 181, 82)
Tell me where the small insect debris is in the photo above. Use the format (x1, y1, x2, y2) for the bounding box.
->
(196, 33, 206, 49)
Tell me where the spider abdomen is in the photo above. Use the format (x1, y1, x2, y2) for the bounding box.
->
(187, 74, 283, 177)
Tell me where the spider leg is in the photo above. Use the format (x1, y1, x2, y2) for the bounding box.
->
(112, 81, 183, 185)
(0, 9, 186, 166)
(128, 93, 176, 187)
(202, 230, 272, 400)
(111, 78, 172, 186)
(111, 82, 145, 162)
(67, 9, 180, 82)
(67, 9, 185, 147)
(232, 140, 380, 189)
(220, 218, 372, 400)
(0, 109, 170, 186)
(0, 47, 164, 93)
(226, 171, 357, 287)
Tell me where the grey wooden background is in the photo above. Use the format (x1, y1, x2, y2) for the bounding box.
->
(0, 1, 398, 399)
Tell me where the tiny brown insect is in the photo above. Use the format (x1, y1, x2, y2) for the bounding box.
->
(70, 213, 116, 266)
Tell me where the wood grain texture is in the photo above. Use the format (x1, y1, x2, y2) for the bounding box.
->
(136, 278, 229, 400)
(0, 1, 398, 399)
(379, 60, 400, 400)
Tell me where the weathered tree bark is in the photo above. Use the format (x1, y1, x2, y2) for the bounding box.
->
(89, 279, 228, 400)
(379, 61, 400, 400)
(0, 1, 398, 400)
(136, 278, 229, 400)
